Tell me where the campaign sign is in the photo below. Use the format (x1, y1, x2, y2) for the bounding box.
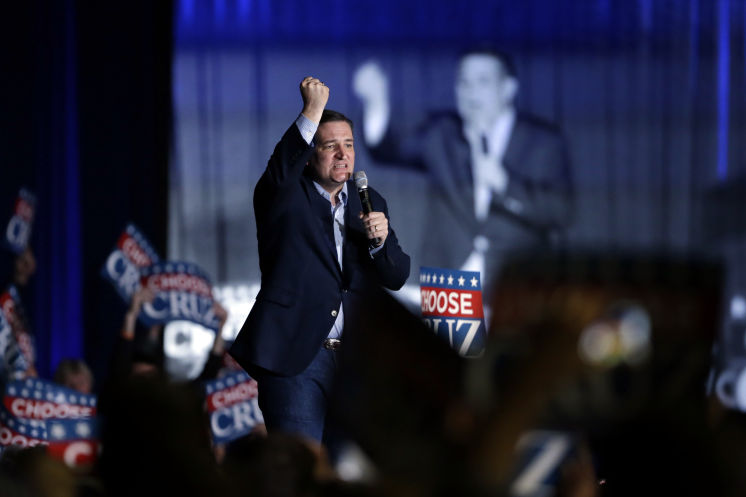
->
(0, 378, 99, 468)
(204, 371, 263, 444)
(509, 430, 577, 496)
(3, 378, 97, 420)
(0, 406, 46, 448)
(0, 311, 13, 378)
(101, 224, 161, 302)
(4, 188, 35, 254)
(44, 417, 100, 468)
(139, 261, 221, 331)
(0, 286, 32, 378)
(419, 266, 486, 357)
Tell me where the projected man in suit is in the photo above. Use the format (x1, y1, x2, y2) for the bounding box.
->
(229, 77, 410, 444)
(353, 49, 573, 293)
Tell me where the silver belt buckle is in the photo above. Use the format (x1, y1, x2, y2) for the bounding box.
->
(323, 338, 341, 351)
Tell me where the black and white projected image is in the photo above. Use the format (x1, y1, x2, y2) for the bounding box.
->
(168, 0, 746, 415)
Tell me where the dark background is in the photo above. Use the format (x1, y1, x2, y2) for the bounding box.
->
(1, 1, 171, 381)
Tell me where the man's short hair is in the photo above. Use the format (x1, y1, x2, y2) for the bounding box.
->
(318, 109, 354, 131)
(459, 47, 517, 79)
(54, 358, 93, 385)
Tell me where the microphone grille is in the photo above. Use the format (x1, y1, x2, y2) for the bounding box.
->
(353, 171, 368, 189)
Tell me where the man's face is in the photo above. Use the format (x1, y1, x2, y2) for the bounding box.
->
(309, 120, 355, 194)
(455, 54, 517, 128)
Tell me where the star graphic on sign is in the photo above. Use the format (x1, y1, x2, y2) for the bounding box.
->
(75, 422, 91, 438)
(51, 424, 66, 440)
(447, 275, 454, 285)
(425, 274, 431, 283)
(439, 275, 445, 284)
(458, 276, 465, 286)
(470, 277, 478, 287)
(432, 273, 438, 282)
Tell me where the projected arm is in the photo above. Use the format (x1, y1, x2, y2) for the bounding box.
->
(353, 61, 390, 147)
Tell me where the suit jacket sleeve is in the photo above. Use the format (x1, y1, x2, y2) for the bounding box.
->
(260, 123, 315, 190)
(366, 189, 410, 290)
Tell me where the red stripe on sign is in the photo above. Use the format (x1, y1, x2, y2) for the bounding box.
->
(0, 426, 45, 448)
(420, 287, 484, 318)
(142, 273, 212, 297)
(47, 440, 99, 468)
(207, 380, 258, 412)
(117, 233, 152, 267)
(4, 397, 96, 420)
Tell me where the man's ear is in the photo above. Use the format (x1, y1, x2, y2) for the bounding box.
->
(502, 76, 519, 102)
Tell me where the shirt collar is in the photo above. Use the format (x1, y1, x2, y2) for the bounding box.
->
(312, 180, 348, 206)
(463, 107, 516, 149)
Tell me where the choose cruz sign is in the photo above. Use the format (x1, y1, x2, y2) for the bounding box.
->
(101, 224, 161, 302)
(203, 371, 264, 444)
(0, 378, 99, 468)
(139, 262, 221, 331)
(4, 188, 35, 255)
(419, 266, 487, 357)
(0, 285, 33, 378)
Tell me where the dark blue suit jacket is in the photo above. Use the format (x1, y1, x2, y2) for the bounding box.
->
(229, 123, 410, 376)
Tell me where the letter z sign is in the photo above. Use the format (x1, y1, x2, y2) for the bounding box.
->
(419, 266, 486, 357)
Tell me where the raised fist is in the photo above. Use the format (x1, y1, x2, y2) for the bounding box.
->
(300, 76, 329, 122)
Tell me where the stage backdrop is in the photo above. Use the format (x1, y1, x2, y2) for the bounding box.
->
(167, 0, 746, 403)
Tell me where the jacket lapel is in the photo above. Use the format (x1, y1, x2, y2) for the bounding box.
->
(301, 176, 344, 279)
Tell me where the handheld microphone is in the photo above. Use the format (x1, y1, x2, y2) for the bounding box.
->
(353, 171, 381, 246)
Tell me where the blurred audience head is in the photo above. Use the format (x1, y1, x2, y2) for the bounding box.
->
(222, 432, 323, 497)
(97, 374, 227, 497)
(0, 445, 77, 497)
(130, 329, 164, 377)
(54, 358, 94, 394)
(12, 246, 36, 287)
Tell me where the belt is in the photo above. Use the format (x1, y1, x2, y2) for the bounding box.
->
(323, 338, 341, 351)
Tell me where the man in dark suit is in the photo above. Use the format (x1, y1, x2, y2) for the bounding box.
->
(229, 77, 410, 445)
(353, 50, 573, 295)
